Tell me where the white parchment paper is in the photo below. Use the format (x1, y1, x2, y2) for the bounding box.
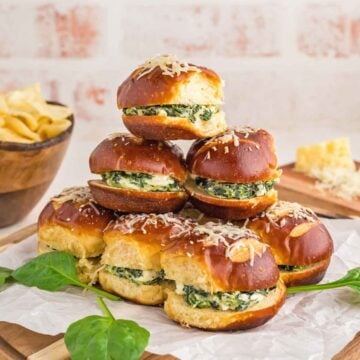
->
(0, 219, 359, 360)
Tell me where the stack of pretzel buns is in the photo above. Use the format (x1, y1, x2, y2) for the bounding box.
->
(37, 55, 333, 331)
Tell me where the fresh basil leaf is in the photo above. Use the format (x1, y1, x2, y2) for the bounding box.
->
(12, 252, 79, 291)
(65, 316, 150, 360)
(0, 266, 13, 287)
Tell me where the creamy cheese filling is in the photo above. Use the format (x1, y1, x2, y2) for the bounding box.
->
(123, 104, 220, 123)
(195, 176, 278, 200)
(105, 265, 165, 286)
(102, 171, 184, 192)
(175, 283, 272, 311)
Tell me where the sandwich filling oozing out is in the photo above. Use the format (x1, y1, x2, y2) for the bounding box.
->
(102, 171, 184, 192)
(123, 105, 220, 123)
(278, 264, 314, 272)
(105, 265, 165, 286)
(195, 177, 278, 200)
(176, 284, 273, 311)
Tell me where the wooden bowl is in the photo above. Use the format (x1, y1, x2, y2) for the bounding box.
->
(0, 101, 74, 228)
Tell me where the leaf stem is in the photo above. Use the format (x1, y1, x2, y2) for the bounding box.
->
(287, 281, 353, 294)
(77, 282, 120, 301)
(97, 297, 115, 320)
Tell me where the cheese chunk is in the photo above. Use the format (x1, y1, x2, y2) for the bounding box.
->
(295, 138, 355, 173)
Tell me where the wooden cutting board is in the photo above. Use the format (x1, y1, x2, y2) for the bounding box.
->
(277, 162, 360, 219)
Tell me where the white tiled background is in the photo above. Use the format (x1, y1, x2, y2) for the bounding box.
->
(0, 0, 360, 234)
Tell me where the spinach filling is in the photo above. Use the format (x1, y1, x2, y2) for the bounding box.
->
(195, 177, 277, 200)
(123, 104, 219, 123)
(102, 171, 183, 192)
(180, 285, 272, 311)
(278, 265, 310, 272)
(105, 265, 165, 286)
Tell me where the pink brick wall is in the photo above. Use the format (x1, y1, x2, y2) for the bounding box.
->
(0, 0, 359, 135)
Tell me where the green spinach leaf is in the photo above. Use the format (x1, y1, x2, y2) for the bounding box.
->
(0, 266, 13, 287)
(65, 297, 149, 360)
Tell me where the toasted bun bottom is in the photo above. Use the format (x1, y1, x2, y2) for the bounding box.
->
(38, 223, 104, 258)
(122, 113, 227, 140)
(37, 240, 100, 284)
(164, 281, 286, 331)
(99, 271, 165, 305)
(88, 180, 188, 213)
(280, 258, 331, 287)
(186, 179, 277, 220)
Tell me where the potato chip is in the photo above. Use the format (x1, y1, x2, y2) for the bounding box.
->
(0, 83, 72, 143)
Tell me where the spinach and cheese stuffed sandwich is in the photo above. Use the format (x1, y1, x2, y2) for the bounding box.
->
(117, 54, 227, 140)
(161, 222, 286, 330)
(248, 201, 334, 287)
(37, 187, 115, 284)
(88, 133, 188, 213)
(99, 213, 195, 305)
(185, 127, 280, 220)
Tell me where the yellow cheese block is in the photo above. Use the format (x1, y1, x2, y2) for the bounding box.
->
(295, 137, 355, 173)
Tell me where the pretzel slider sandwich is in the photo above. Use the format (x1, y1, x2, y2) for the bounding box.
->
(248, 201, 334, 287)
(37, 187, 115, 283)
(99, 213, 194, 305)
(117, 54, 227, 140)
(89, 134, 188, 213)
(162, 222, 286, 330)
(186, 127, 280, 220)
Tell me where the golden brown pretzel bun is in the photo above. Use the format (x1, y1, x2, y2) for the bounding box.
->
(164, 281, 286, 331)
(99, 213, 193, 305)
(88, 134, 188, 213)
(122, 112, 226, 141)
(117, 55, 226, 140)
(117, 60, 223, 108)
(161, 222, 285, 330)
(185, 128, 279, 220)
(37, 187, 115, 259)
(89, 134, 186, 182)
(88, 180, 188, 213)
(186, 128, 278, 183)
(248, 201, 334, 286)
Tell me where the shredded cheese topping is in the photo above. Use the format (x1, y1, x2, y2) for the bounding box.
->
(51, 186, 94, 205)
(192, 222, 267, 265)
(309, 167, 360, 200)
(263, 201, 316, 223)
(109, 213, 194, 235)
(136, 54, 201, 79)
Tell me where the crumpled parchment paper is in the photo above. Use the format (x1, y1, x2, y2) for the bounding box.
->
(0, 219, 359, 360)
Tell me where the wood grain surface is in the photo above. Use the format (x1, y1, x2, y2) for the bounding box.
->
(276, 162, 360, 219)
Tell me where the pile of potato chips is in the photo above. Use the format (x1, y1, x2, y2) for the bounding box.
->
(0, 84, 72, 143)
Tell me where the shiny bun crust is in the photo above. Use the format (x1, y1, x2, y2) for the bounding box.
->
(101, 213, 185, 270)
(162, 224, 280, 292)
(186, 179, 277, 220)
(280, 258, 330, 287)
(247, 204, 333, 266)
(37, 241, 101, 284)
(186, 128, 278, 183)
(99, 271, 165, 305)
(117, 66, 223, 108)
(88, 180, 188, 213)
(38, 192, 115, 258)
(89, 134, 186, 182)
(122, 111, 227, 141)
(164, 281, 286, 331)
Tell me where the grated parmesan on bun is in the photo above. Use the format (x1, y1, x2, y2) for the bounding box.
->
(99, 213, 195, 305)
(162, 222, 286, 330)
(248, 201, 334, 286)
(37, 186, 116, 284)
(88, 133, 188, 213)
(185, 127, 280, 220)
(117, 54, 227, 140)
